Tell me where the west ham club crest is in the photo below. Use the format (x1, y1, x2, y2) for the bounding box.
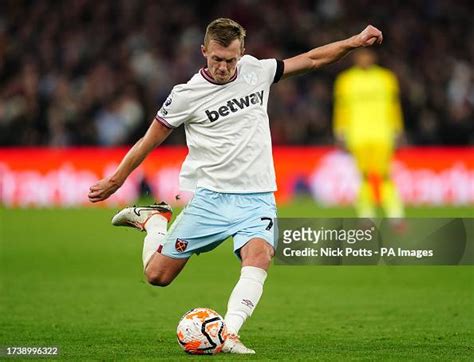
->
(175, 238, 188, 253)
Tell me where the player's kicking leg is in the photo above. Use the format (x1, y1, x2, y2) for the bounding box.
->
(111, 203, 188, 286)
(222, 238, 274, 354)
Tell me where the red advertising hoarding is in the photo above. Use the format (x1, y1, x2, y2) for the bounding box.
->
(1, 147, 473, 207)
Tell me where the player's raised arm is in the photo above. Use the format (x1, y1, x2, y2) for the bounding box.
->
(282, 25, 383, 79)
(88, 120, 172, 203)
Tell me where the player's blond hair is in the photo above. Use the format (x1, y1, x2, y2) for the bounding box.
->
(204, 18, 246, 49)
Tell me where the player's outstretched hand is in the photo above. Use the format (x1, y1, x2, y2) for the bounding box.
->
(88, 178, 121, 203)
(354, 25, 383, 47)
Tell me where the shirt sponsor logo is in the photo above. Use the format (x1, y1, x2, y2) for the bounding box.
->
(205, 90, 264, 123)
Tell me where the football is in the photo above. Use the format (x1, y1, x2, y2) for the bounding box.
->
(176, 308, 228, 354)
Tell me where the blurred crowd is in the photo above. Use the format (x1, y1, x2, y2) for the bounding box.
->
(0, 0, 473, 146)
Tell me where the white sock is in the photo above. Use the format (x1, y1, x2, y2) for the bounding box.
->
(224, 266, 267, 335)
(142, 214, 168, 269)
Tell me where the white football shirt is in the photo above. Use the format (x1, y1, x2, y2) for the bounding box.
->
(156, 55, 284, 193)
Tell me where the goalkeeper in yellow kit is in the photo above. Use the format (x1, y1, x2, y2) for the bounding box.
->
(333, 48, 404, 218)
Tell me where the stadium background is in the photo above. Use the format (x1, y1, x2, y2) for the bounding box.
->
(1, 0, 473, 360)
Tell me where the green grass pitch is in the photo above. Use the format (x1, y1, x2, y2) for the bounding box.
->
(1, 203, 473, 360)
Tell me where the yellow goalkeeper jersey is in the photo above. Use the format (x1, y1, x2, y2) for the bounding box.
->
(333, 65, 403, 146)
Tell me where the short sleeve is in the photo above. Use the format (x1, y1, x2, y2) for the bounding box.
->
(155, 86, 191, 128)
(258, 58, 284, 85)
